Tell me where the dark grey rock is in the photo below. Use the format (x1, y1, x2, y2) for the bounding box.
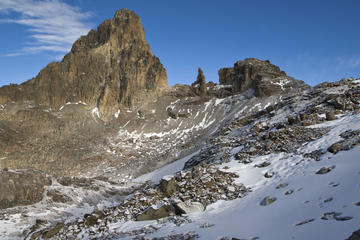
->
(316, 165, 335, 175)
(260, 196, 277, 206)
(346, 229, 360, 240)
(326, 110, 336, 121)
(295, 218, 315, 226)
(159, 177, 178, 197)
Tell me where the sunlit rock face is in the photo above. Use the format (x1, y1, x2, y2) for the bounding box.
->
(0, 9, 168, 121)
(218, 58, 306, 97)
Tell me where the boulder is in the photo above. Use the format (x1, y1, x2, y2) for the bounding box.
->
(174, 201, 205, 214)
(254, 161, 271, 168)
(316, 166, 335, 175)
(84, 209, 105, 226)
(136, 204, 174, 221)
(159, 176, 178, 196)
(326, 110, 336, 121)
(43, 222, 64, 239)
(260, 196, 277, 206)
(328, 142, 343, 154)
(264, 172, 274, 178)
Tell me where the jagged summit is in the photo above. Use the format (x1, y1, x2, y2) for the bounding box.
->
(219, 58, 308, 97)
(71, 9, 147, 53)
(0, 9, 168, 120)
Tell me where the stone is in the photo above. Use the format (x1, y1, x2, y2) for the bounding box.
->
(254, 161, 271, 168)
(84, 215, 99, 227)
(136, 204, 174, 221)
(234, 153, 252, 164)
(323, 197, 333, 203)
(43, 222, 64, 239)
(326, 110, 336, 121)
(299, 112, 308, 121)
(276, 183, 288, 189)
(260, 196, 277, 206)
(295, 218, 315, 226)
(287, 115, 299, 125)
(174, 201, 205, 214)
(331, 97, 347, 110)
(264, 172, 274, 178)
(328, 142, 343, 154)
(316, 166, 335, 175)
(284, 189, 294, 195)
(84, 209, 105, 226)
(167, 107, 179, 119)
(30, 231, 42, 240)
(0, 9, 168, 121)
(303, 149, 324, 161)
(253, 122, 263, 133)
(159, 177, 178, 196)
(320, 212, 352, 221)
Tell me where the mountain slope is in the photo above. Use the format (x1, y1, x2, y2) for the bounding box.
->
(1, 78, 359, 240)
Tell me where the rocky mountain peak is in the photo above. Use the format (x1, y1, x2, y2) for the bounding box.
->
(218, 58, 306, 97)
(71, 9, 145, 54)
(0, 9, 168, 120)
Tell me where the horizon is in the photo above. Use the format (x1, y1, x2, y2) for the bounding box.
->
(0, 0, 359, 88)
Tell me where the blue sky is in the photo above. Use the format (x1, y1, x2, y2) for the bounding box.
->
(0, 0, 359, 87)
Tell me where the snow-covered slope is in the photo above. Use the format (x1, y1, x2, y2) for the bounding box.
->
(131, 114, 360, 240)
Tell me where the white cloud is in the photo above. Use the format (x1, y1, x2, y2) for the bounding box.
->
(0, 0, 92, 57)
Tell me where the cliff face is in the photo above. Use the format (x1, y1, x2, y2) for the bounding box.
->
(0, 9, 168, 120)
(218, 58, 305, 97)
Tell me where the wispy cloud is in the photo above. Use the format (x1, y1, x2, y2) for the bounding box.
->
(337, 56, 360, 68)
(0, 0, 92, 57)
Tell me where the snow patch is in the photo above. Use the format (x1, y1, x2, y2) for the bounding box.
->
(91, 107, 100, 121)
(59, 101, 87, 111)
(114, 110, 120, 119)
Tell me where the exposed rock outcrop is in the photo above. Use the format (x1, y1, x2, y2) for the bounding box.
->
(0, 9, 168, 120)
(346, 229, 360, 240)
(192, 68, 207, 96)
(218, 58, 306, 97)
(0, 169, 52, 209)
